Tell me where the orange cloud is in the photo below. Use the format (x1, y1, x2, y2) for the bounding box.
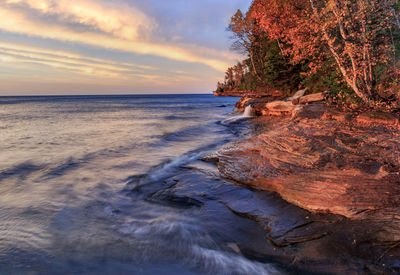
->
(0, 42, 206, 85)
(0, 0, 238, 71)
(5, 0, 155, 40)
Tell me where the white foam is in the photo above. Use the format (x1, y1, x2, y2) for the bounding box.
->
(191, 245, 279, 275)
(220, 105, 254, 125)
(243, 105, 254, 117)
(117, 217, 280, 274)
(148, 152, 202, 182)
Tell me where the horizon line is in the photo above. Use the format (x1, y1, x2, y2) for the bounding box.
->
(0, 92, 216, 97)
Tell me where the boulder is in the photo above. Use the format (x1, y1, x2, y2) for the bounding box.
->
(263, 100, 296, 116)
(236, 96, 278, 112)
(235, 96, 254, 111)
(292, 92, 326, 105)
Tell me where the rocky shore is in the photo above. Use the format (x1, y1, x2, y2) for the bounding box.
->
(209, 89, 400, 273)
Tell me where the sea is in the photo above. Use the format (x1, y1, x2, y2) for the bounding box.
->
(0, 94, 281, 274)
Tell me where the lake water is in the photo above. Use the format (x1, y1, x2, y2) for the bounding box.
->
(0, 94, 282, 274)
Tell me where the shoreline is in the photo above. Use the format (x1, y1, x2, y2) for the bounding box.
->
(210, 91, 400, 273)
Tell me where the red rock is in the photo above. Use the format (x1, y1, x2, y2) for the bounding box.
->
(214, 90, 272, 97)
(356, 112, 400, 129)
(293, 92, 326, 105)
(216, 104, 400, 219)
(271, 90, 285, 97)
(235, 96, 278, 112)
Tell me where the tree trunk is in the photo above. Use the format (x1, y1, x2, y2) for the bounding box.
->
(309, 0, 373, 105)
(276, 39, 286, 59)
(249, 48, 262, 81)
(358, 0, 373, 97)
(389, 27, 396, 65)
(391, 7, 400, 29)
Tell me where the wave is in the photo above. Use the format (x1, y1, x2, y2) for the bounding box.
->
(0, 216, 52, 254)
(0, 162, 43, 181)
(243, 105, 254, 117)
(124, 139, 231, 192)
(118, 217, 278, 275)
(220, 110, 253, 125)
(43, 158, 82, 177)
(151, 122, 218, 143)
(125, 151, 203, 190)
(1, 138, 157, 181)
(191, 245, 279, 275)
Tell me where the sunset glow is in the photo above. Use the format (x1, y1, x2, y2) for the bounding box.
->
(0, 0, 251, 95)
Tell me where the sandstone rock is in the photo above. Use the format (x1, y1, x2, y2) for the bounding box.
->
(356, 111, 400, 129)
(235, 96, 253, 111)
(292, 92, 326, 105)
(127, 132, 400, 273)
(263, 100, 296, 116)
(270, 90, 285, 97)
(217, 104, 400, 219)
(291, 105, 304, 119)
(235, 96, 278, 112)
(321, 109, 353, 122)
(214, 89, 272, 97)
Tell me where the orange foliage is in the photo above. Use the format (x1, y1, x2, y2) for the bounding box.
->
(250, 0, 399, 106)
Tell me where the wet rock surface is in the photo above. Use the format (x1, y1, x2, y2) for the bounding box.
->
(126, 101, 400, 273)
(207, 102, 400, 273)
(129, 155, 400, 274)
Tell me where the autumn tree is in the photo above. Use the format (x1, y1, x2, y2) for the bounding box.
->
(228, 9, 262, 80)
(217, 0, 399, 106)
(251, 0, 400, 106)
(310, 0, 400, 104)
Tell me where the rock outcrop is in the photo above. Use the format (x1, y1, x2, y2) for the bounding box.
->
(214, 88, 284, 98)
(236, 91, 327, 117)
(292, 91, 326, 105)
(210, 89, 400, 272)
(132, 153, 400, 274)
(216, 102, 400, 219)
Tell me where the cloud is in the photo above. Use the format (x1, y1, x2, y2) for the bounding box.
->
(0, 0, 253, 95)
(5, 0, 155, 40)
(0, 0, 239, 71)
(0, 41, 206, 86)
(0, 42, 148, 77)
(0, 55, 13, 62)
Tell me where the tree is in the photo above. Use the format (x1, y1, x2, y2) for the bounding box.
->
(225, 67, 234, 89)
(308, 0, 398, 104)
(228, 9, 262, 80)
(251, 0, 400, 106)
(233, 62, 244, 86)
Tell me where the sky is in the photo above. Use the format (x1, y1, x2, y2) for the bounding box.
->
(0, 0, 252, 95)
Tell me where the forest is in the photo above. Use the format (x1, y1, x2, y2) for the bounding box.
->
(217, 0, 400, 109)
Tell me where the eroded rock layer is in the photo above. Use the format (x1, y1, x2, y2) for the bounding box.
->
(216, 103, 400, 219)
